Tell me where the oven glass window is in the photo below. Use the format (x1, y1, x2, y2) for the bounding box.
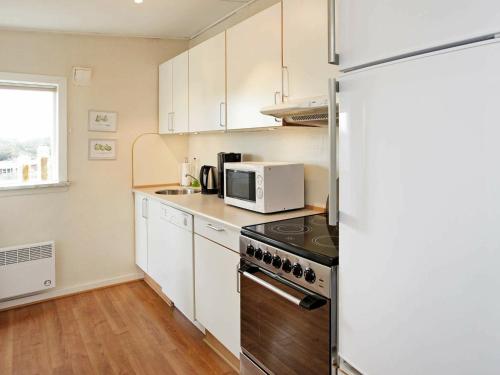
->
(226, 169, 256, 202)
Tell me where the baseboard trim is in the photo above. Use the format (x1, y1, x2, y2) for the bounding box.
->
(204, 331, 240, 373)
(143, 274, 174, 307)
(0, 272, 144, 312)
(192, 319, 206, 334)
(305, 204, 326, 212)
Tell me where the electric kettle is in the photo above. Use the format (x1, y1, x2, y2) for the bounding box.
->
(199, 165, 218, 194)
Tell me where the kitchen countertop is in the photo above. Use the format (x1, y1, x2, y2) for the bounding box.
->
(133, 185, 322, 230)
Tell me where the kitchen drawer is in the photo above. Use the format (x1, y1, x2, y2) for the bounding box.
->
(194, 216, 239, 251)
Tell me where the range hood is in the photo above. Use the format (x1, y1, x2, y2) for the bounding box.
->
(261, 96, 329, 127)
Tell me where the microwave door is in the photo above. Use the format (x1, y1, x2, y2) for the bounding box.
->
(226, 169, 256, 202)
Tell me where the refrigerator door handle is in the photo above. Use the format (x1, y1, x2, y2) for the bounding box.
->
(328, 0, 339, 65)
(329, 79, 338, 226)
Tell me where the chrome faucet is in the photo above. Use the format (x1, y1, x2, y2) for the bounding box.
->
(185, 173, 200, 186)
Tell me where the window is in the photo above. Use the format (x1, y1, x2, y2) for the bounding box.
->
(0, 73, 67, 189)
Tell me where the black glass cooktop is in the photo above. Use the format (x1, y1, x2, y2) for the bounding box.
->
(241, 214, 339, 266)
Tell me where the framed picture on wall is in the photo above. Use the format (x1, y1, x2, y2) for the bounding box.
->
(88, 139, 117, 160)
(88, 110, 118, 132)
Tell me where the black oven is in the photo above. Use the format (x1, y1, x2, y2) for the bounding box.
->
(239, 259, 333, 375)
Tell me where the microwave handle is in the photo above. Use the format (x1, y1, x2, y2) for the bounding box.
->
(329, 79, 338, 226)
(239, 264, 327, 311)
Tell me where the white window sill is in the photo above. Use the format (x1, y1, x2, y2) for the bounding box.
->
(0, 181, 70, 195)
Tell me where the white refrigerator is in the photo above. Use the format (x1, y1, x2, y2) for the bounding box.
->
(329, 1, 500, 374)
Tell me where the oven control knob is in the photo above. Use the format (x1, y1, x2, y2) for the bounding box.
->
(272, 255, 282, 268)
(246, 244, 255, 257)
(282, 259, 292, 273)
(263, 251, 272, 264)
(292, 263, 303, 278)
(304, 268, 316, 283)
(254, 248, 263, 261)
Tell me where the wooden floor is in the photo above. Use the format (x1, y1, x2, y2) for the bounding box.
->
(0, 281, 237, 375)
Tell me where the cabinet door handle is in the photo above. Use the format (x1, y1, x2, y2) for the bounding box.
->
(219, 102, 226, 128)
(273, 92, 282, 122)
(167, 112, 174, 132)
(274, 91, 282, 123)
(206, 223, 225, 232)
(328, 0, 339, 65)
(274, 91, 281, 105)
(170, 112, 175, 132)
(282, 66, 290, 99)
(142, 198, 148, 219)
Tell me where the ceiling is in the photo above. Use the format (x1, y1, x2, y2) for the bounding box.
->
(0, 0, 252, 39)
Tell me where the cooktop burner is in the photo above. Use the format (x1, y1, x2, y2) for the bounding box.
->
(241, 214, 339, 266)
(313, 235, 338, 248)
(270, 223, 312, 235)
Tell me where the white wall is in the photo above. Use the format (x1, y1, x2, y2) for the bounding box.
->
(133, 134, 189, 187)
(0, 30, 188, 304)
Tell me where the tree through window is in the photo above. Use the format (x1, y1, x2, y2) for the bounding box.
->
(0, 73, 67, 188)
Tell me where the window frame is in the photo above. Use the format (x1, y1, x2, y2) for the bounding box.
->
(0, 72, 67, 190)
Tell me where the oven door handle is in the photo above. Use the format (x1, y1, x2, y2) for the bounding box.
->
(239, 266, 327, 311)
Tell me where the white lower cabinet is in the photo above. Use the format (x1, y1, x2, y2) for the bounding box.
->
(147, 199, 194, 321)
(147, 199, 169, 289)
(135, 195, 240, 355)
(194, 234, 240, 357)
(134, 193, 148, 272)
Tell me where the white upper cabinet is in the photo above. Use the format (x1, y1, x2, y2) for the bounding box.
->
(189, 32, 226, 133)
(172, 51, 189, 133)
(159, 60, 173, 134)
(282, 0, 338, 99)
(339, 0, 500, 71)
(226, 3, 283, 130)
(159, 51, 189, 134)
(160, 1, 334, 132)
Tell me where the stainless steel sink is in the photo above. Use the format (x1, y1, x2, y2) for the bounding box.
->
(155, 188, 200, 195)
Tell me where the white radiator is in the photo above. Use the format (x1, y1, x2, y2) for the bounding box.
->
(0, 241, 56, 300)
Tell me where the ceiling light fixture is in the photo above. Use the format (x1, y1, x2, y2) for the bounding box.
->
(134, 0, 143, 4)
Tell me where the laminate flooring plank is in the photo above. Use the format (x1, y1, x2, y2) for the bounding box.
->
(0, 281, 238, 375)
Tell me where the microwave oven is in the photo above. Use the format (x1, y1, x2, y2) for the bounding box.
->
(224, 162, 304, 213)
